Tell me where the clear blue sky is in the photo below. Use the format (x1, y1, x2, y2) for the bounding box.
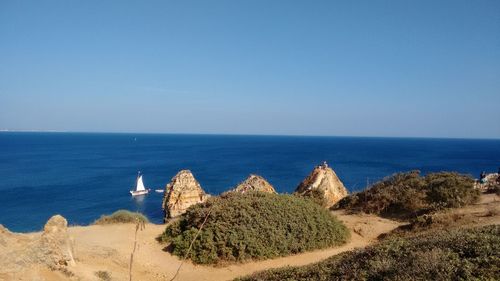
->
(1, 0, 499, 138)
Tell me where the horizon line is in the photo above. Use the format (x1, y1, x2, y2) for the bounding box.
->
(1, 129, 499, 141)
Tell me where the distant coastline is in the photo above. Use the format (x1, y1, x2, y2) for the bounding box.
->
(0, 129, 67, 133)
(1, 130, 499, 141)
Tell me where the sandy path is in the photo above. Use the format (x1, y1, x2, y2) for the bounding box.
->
(67, 212, 401, 281)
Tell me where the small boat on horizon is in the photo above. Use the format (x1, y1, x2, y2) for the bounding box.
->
(130, 172, 150, 196)
(155, 189, 164, 193)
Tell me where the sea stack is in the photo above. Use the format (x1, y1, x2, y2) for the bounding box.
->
(162, 170, 209, 220)
(295, 162, 348, 208)
(229, 174, 277, 194)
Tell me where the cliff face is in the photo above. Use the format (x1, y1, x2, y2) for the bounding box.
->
(230, 174, 277, 194)
(295, 163, 348, 208)
(162, 170, 209, 220)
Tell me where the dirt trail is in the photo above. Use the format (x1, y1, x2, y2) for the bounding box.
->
(62, 212, 400, 281)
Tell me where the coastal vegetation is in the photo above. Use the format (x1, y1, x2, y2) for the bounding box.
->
(298, 188, 330, 207)
(160, 191, 349, 265)
(491, 184, 500, 196)
(381, 192, 499, 240)
(335, 171, 479, 219)
(238, 225, 500, 281)
(387, 210, 492, 239)
(94, 270, 112, 281)
(93, 210, 149, 225)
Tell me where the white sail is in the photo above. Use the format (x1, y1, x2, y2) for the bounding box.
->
(136, 175, 146, 191)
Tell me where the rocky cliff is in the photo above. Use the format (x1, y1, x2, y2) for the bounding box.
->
(295, 162, 348, 208)
(0, 215, 75, 277)
(230, 174, 277, 194)
(162, 170, 209, 220)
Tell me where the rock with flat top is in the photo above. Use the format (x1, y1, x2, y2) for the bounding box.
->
(162, 170, 209, 220)
(295, 162, 348, 208)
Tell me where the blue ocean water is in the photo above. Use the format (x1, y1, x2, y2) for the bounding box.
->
(0, 132, 499, 232)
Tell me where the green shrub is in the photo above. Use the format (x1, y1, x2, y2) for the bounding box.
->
(385, 211, 477, 239)
(238, 225, 500, 281)
(335, 171, 428, 218)
(335, 171, 479, 219)
(426, 172, 479, 208)
(299, 188, 329, 207)
(160, 192, 349, 265)
(94, 210, 149, 225)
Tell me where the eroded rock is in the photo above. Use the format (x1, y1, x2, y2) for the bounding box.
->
(229, 174, 277, 194)
(39, 215, 76, 267)
(295, 162, 348, 208)
(0, 215, 75, 277)
(162, 170, 209, 220)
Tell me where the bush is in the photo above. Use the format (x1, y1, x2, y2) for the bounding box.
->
(95, 270, 112, 281)
(335, 171, 479, 219)
(335, 171, 428, 218)
(426, 172, 479, 208)
(94, 210, 149, 225)
(385, 212, 476, 239)
(238, 225, 500, 281)
(486, 183, 500, 196)
(299, 188, 329, 207)
(160, 192, 349, 265)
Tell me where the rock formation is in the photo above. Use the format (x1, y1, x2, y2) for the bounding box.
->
(295, 162, 348, 208)
(475, 173, 500, 192)
(0, 215, 75, 277)
(229, 174, 277, 194)
(162, 170, 209, 220)
(38, 215, 76, 267)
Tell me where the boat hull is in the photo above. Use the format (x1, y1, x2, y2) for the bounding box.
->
(130, 189, 149, 196)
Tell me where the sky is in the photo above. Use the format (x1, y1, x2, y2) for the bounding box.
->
(0, 0, 499, 138)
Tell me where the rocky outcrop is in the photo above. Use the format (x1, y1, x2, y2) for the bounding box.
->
(0, 215, 75, 276)
(295, 162, 348, 208)
(162, 170, 209, 220)
(38, 215, 76, 267)
(229, 174, 277, 194)
(475, 173, 500, 192)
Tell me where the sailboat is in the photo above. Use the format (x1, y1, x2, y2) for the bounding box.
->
(130, 172, 150, 196)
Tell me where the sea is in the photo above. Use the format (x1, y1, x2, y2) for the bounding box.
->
(1, 132, 499, 232)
